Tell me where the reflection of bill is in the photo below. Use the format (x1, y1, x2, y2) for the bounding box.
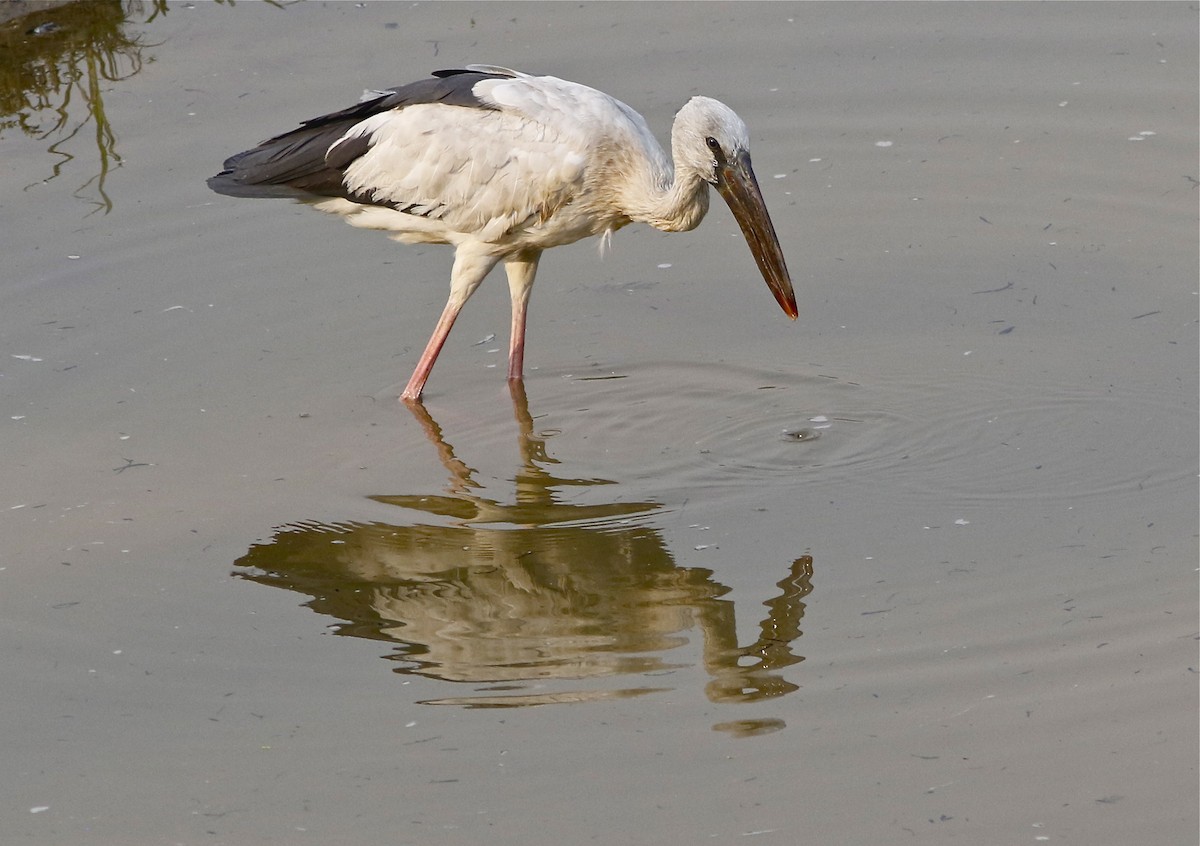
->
(235, 384, 814, 709)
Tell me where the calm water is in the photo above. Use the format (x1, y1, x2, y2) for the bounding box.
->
(2, 2, 1196, 844)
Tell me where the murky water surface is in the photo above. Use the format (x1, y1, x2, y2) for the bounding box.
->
(2, 2, 1196, 844)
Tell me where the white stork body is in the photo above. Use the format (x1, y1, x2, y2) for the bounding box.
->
(209, 66, 796, 401)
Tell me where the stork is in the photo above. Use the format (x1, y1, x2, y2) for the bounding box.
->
(208, 65, 797, 401)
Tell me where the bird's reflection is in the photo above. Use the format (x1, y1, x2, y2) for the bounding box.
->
(235, 383, 814, 710)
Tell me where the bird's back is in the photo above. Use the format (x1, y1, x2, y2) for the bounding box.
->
(208, 67, 667, 250)
(207, 69, 512, 202)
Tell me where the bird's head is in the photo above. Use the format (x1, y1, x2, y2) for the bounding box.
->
(672, 97, 752, 179)
(673, 97, 798, 320)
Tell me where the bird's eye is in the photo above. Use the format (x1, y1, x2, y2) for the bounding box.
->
(704, 136, 727, 175)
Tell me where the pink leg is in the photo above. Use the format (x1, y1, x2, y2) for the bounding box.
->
(508, 299, 528, 382)
(504, 250, 541, 383)
(401, 245, 500, 402)
(401, 298, 464, 402)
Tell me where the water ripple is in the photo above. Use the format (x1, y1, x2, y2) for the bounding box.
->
(518, 362, 1193, 506)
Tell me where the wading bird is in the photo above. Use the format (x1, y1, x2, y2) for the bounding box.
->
(208, 65, 797, 401)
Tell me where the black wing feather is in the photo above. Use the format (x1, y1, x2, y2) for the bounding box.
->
(207, 70, 509, 202)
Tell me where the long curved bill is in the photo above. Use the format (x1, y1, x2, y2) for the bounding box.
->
(716, 151, 798, 319)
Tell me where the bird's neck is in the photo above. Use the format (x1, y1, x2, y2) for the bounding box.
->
(606, 119, 711, 233)
(641, 168, 711, 233)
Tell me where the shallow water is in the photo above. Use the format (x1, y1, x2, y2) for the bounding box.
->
(2, 2, 1196, 844)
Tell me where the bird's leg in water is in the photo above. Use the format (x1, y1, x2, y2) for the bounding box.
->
(504, 249, 542, 383)
(402, 299, 461, 402)
(401, 247, 499, 402)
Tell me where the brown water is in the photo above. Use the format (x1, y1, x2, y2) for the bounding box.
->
(2, 2, 1196, 844)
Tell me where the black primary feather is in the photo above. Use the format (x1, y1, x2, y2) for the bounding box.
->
(207, 70, 509, 204)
